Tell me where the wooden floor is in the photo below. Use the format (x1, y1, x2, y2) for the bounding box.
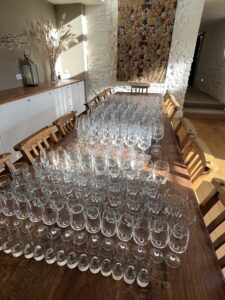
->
(186, 118, 225, 276)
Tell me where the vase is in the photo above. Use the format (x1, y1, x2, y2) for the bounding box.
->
(50, 67, 58, 83)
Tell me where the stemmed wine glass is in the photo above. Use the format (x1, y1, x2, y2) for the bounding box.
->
(151, 121, 164, 156)
(133, 217, 150, 260)
(150, 219, 169, 264)
(165, 223, 189, 268)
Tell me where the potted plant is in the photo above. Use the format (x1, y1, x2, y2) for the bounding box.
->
(32, 14, 78, 82)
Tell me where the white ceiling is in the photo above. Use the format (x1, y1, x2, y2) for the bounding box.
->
(47, 0, 225, 27)
(201, 0, 225, 26)
(47, 0, 104, 5)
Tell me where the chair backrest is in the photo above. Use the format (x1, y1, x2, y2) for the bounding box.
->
(0, 153, 16, 174)
(53, 111, 76, 137)
(131, 84, 149, 94)
(200, 178, 225, 270)
(14, 125, 58, 164)
(182, 136, 214, 182)
(84, 97, 98, 114)
(174, 118, 197, 151)
(164, 91, 181, 121)
(97, 88, 113, 103)
(85, 88, 113, 113)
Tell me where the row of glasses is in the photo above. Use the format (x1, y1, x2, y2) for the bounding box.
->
(76, 94, 164, 153)
(0, 215, 153, 287)
(0, 181, 191, 269)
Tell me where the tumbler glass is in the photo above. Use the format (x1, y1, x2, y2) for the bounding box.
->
(108, 191, 122, 208)
(70, 204, 86, 231)
(112, 261, 124, 281)
(56, 202, 71, 228)
(21, 222, 35, 259)
(10, 220, 24, 257)
(123, 262, 136, 285)
(86, 206, 101, 234)
(101, 208, 117, 237)
(137, 267, 151, 287)
(33, 225, 47, 261)
(101, 258, 113, 277)
(42, 201, 57, 226)
(117, 213, 134, 242)
(28, 197, 43, 223)
(14, 194, 29, 220)
(2, 192, 15, 217)
(153, 160, 169, 185)
(108, 158, 120, 178)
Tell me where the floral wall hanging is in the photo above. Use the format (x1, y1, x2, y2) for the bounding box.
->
(117, 0, 177, 83)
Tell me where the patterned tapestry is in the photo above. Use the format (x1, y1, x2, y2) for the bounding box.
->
(117, 0, 177, 83)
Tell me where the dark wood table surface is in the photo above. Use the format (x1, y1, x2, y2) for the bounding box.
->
(0, 95, 225, 300)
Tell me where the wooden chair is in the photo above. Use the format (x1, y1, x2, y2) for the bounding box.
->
(131, 84, 149, 94)
(164, 91, 181, 121)
(0, 153, 16, 174)
(200, 178, 225, 271)
(53, 111, 76, 137)
(182, 135, 215, 183)
(84, 97, 98, 114)
(14, 125, 58, 164)
(85, 88, 113, 113)
(174, 118, 197, 151)
(97, 88, 113, 102)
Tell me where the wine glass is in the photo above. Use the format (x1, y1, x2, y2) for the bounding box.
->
(133, 217, 150, 260)
(151, 121, 164, 156)
(153, 160, 169, 185)
(165, 223, 189, 268)
(150, 219, 169, 264)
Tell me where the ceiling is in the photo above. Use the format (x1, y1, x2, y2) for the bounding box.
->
(47, 0, 225, 27)
(47, 0, 104, 5)
(201, 0, 225, 27)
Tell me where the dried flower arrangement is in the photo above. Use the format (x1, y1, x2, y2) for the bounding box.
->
(32, 13, 78, 82)
(0, 34, 29, 50)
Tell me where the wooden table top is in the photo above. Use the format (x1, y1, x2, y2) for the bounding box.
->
(0, 94, 225, 300)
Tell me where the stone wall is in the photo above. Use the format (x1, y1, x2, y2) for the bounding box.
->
(194, 19, 225, 103)
(85, 0, 205, 115)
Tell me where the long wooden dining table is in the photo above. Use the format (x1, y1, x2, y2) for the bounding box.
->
(0, 93, 224, 300)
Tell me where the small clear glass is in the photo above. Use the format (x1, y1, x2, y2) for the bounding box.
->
(123, 263, 136, 285)
(117, 213, 134, 242)
(70, 203, 86, 231)
(101, 208, 117, 237)
(153, 160, 169, 185)
(86, 206, 101, 234)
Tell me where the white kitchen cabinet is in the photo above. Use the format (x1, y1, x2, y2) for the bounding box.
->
(71, 81, 86, 115)
(0, 80, 86, 162)
(0, 99, 31, 161)
(27, 90, 58, 133)
(54, 86, 73, 117)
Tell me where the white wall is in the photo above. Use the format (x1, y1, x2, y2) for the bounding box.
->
(194, 20, 225, 103)
(85, 0, 205, 115)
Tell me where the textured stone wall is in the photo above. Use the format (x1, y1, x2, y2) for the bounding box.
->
(194, 20, 225, 103)
(85, 0, 205, 115)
